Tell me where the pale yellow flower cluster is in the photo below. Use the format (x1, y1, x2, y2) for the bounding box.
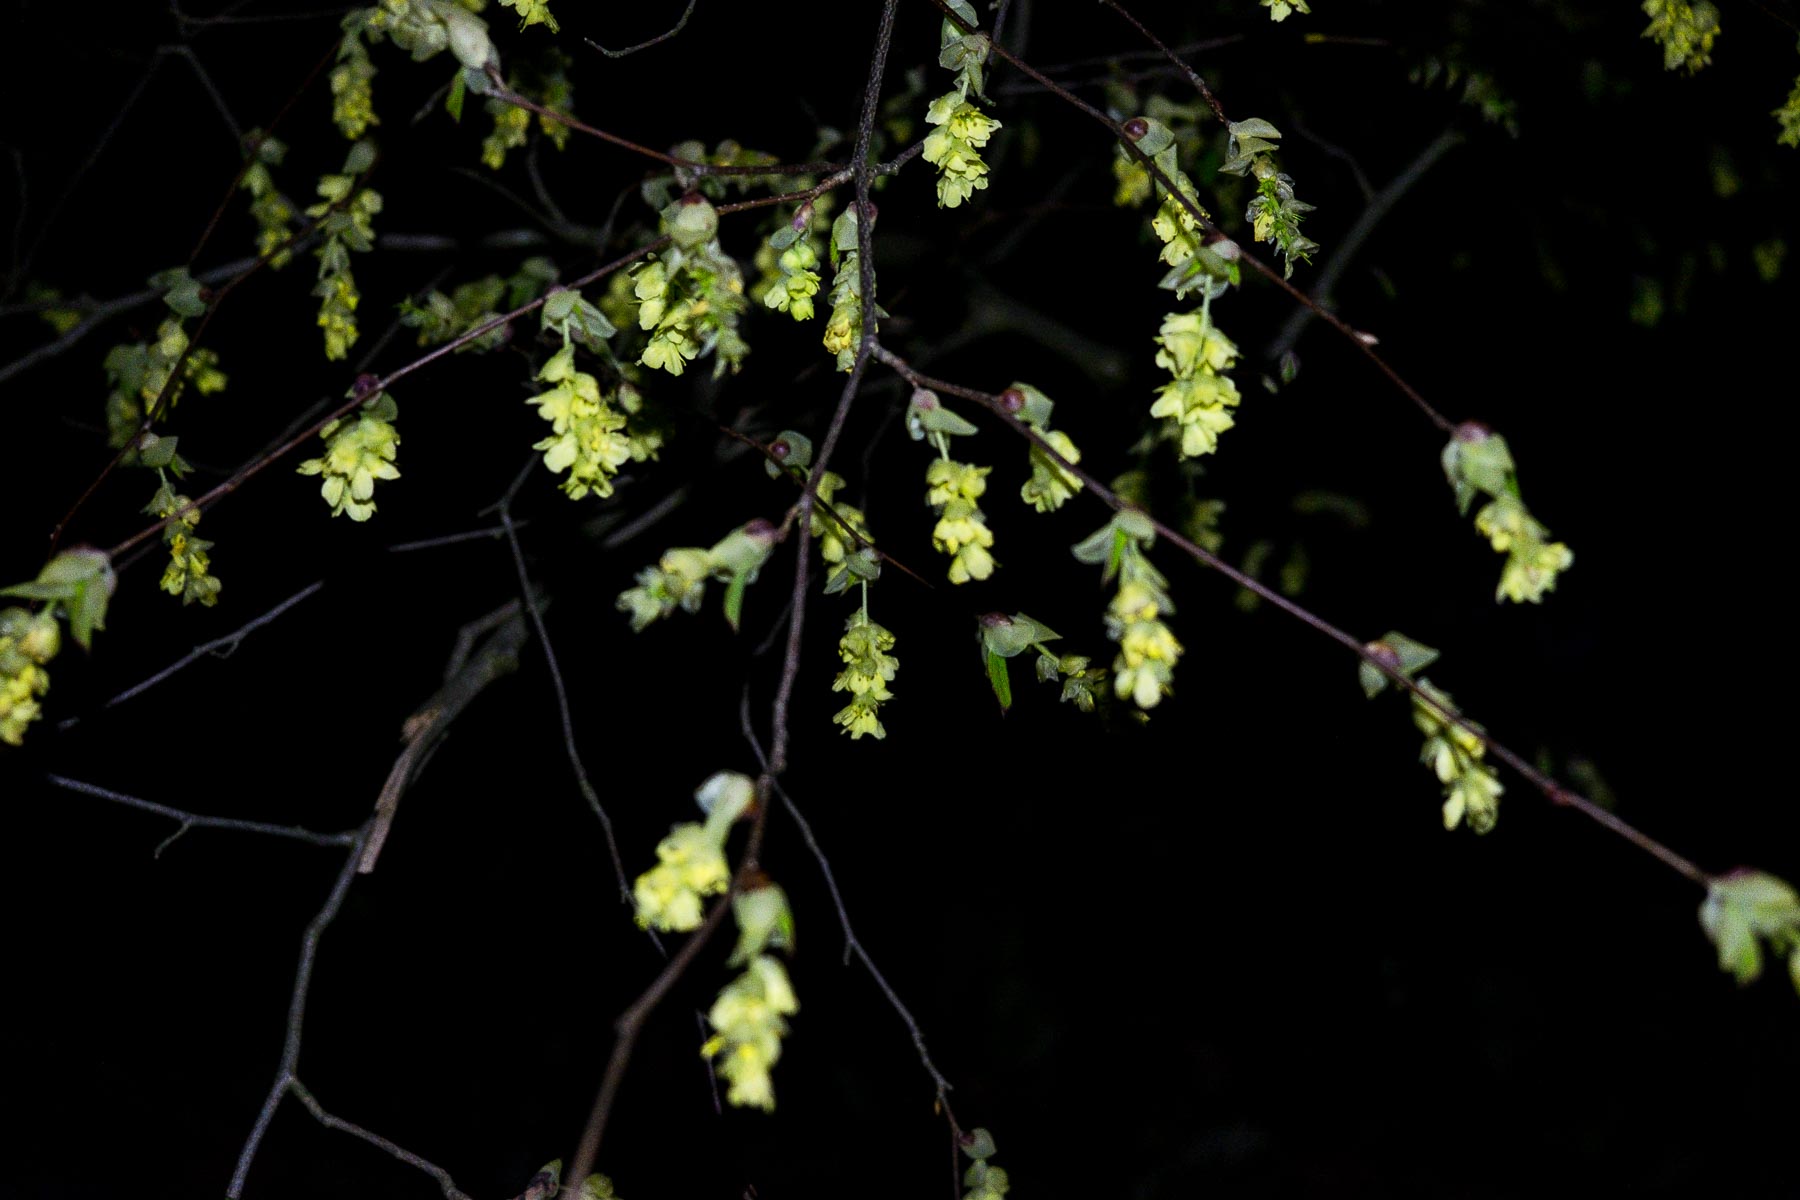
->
(0, 608, 57, 746)
(926, 459, 996, 584)
(1149, 307, 1242, 459)
(527, 343, 632, 500)
(702, 956, 799, 1110)
(1412, 684, 1504, 834)
(296, 404, 401, 521)
(833, 609, 898, 739)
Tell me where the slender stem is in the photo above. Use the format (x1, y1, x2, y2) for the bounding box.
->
(873, 346, 1713, 891)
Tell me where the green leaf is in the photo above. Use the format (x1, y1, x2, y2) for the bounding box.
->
(1359, 631, 1440, 698)
(723, 569, 750, 633)
(985, 649, 1013, 713)
(149, 267, 206, 318)
(446, 70, 467, 122)
(138, 434, 181, 470)
(1700, 870, 1800, 986)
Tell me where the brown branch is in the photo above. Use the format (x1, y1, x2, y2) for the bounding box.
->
(585, 0, 700, 58)
(42, 773, 357, 851)
(1095, 0, 1228, 123)
(872, 344, 1714, 891)
(924, 0, 1458, 436)
(287, 1078, 473, 1200)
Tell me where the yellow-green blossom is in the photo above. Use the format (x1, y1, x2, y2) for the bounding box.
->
(330, 35, 377, 140)
(146, 485, 220, 607)
(1021, 430, 1082, 513)
(500, 0, 558, 32)
(0, 607, 58, 746)
(702, 955, 799, 1110)
(617, 548, 714, 631)
(923, 93, 1002, 208)
(1150, 307, 1242, 459)
(926, 459, 996, 584)
(1412, 683, 1503, 833)
(1642, 0, 1720, 73)
(1444, 426, 1573, 604)
(833, 609, 897, 739)
(763, 240, 821, 321)
(296, 397, 401, 521)
(1778, 77, 1800, 147)
(527, 343, 632, 499)
(633, 823, 730, 932)
(1261, 0, 1310, 18)
(1107, 580, 1182, 709)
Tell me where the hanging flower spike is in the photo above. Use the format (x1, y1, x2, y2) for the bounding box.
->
(145, 483, 221, 607)
(927, 460, 996, 583)
(924, 93, 1002, 208)
(0, 607, 59, 746)
(1150, 306, 1243, 459)
(833, 608, 897, 739)
(1442, 422, 1573, 604)
(296, 391, 400, 521)
(702, 955, 799, 1110)
(631, 771, 754, 932)
(527, 343, 632, 500)
(1003, 384, 1085, 513)
(1411, 681, 1504, 833)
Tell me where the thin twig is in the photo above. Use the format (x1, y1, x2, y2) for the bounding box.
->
(927, 0, 1459, 435)
(287, 1078, 473, 1200)
(493, 462, 637, 909)
(226, 830, 367, 1197)
(586, 0, 700, 57)
(42, 773, 356, 850)
(872, 346, 1714, 890)
(56, 580, 324, 731)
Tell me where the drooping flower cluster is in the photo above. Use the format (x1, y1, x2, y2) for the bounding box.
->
(238, 132, 297, 268)
(1073, 511, 1183, 710)
(980, 612, 1105, 715)
(0, 606, 58, 746)
(1261, 0, 1311, 19)
(0, 550, 115, 746)
(759, 202, 827, 322)
(1641, 0, 1721, 74)
(960, 1129, 1011, 1200)
(908, 388, 996, 584)
(927, 460, 996, 585)
(307, 141, 382, 361)
(833, 607, 898, 739)
(1412, 681, 1504, 834)
(821, 206, 878, 371)
(1441, 422, 1573, 604)
(630, 194, 749, 378)
(102, 318, 227, 449)
(147, 482, 221, 607)
(482, 49, 574, 170)
(1777, 77, 1800, 147)
(1002, 383, 1084, 513)
(329, 24, 377, 140)
(923, 0, 1001, 208)
(616, 521, 777, 632)
(1221, 118, 1317, 277)
(703, 953, 799, 1111)
(527, 342, 631, 500)
(296, 390, 401, 521)
(632, 771, 753, 932)
(1150, 304, 1242, 459)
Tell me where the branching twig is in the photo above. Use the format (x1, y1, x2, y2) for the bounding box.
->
(55, 580, 324, 731)
(586, 0, 700, 57)
(872, 345, 1714, 890)
(42, 773, 355, 851)
(287, 1078, 473, 1200)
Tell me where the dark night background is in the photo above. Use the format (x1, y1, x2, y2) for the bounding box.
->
(3, 0, 1798, 1196)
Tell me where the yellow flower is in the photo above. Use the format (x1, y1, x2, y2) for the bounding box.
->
(633, 823, 730, 932)
(296, 408, 400, 521)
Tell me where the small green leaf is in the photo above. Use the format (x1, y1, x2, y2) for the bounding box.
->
(446, 71, 467, 122)
(723, 569, 750, 633)
(985, 649, 1012, 713)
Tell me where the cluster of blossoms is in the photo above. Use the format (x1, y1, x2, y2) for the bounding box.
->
(616, 520, 777, 632)
(238, 132, 297, 267)
(704, 882, 798, 1111)
(1260, 0, 1311, 19)
(1778, 79, 1800, 147)
(146, 482, 221, 607)
(1150, 305, 1242, 460)
(923, 0, 1001, 208)
(1002, 384, 1084, 514)
(758, 201, 828, 323)
(0, 550, 114, 747)
(297, 391, 401, 521)
(1073, 511, 1183, 710)
(1441, 422, 1573, 603)
(959, 1129, 1010, 1200)
(0, 607, 58, 746)
(909, 389, 996, 584)
(833, 606, 899, 739)
(1360, 633, 1502, 834)
(770, 431, 877, 595)
(1221, 118, 1317, 276)
(482, 50, 574, 170)
(102, 317, 227, 449)
(307, 141, 382, 361)
(821, 207, 878, 371)
(1641, 0, 1720, 73)
(527, 342, 632, 500)
(633, 772, 754, 932)
(1412, 682, 1504, 834)
(630, 194, 749, 378)
(329, 26, 377, 139)
(980, 612, 1106, 715)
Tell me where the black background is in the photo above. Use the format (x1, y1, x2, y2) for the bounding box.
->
(3, 0, 1798, 1196)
